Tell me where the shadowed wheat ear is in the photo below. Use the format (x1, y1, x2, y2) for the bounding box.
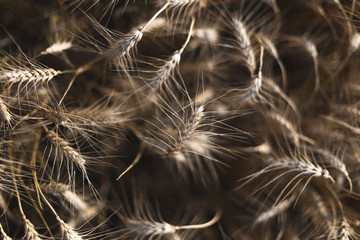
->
(315, 148, 353, 193)
(254, 194, 295, 224)
(37, 182, 84, 240)
(148, 16, 196, 94)
(105, 2, 170, 62)
(43, 126, 89, 184)
(12, 160, 42, 240)
(167, 104, 206, 162)
(238, 46, 264, 102)
(41, 182, 98, 220)
(233, 18, 256, 77)
(239, 156, 335, 206)
(267, 110, 315, 145)
(259, 34, 288, 90)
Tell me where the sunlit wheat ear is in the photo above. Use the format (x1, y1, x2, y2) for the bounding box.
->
(40, 41, 72, 55)
(0, 67, 61, 86)
(167, 0, 207, 8)
(233, 19, 256, 77)
(254, 194, 295, 224)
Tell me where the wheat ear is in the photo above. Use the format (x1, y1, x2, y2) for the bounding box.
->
(0, 67, 61, 86)
(44, 127, 88, 179)
(106, 2, 170, 61)
(37, 179, 83, 240)
(125, 209, 221, 238)
(0, 97, 11, 124)
(149, 16, 195, 93)
(41, 41, 72, 55)
(238, 46, 264, 102)
(233, 19, 256, 76)
(12, 161, 42, 240)
(0, 224, 12, 240)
